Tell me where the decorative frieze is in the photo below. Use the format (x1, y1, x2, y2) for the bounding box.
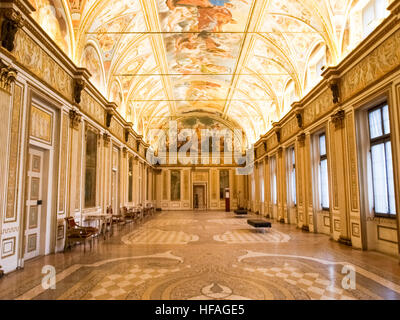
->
(341, 29, 400, 101)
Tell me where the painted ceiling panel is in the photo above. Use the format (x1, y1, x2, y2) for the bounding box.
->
(28, 0, 390, 147)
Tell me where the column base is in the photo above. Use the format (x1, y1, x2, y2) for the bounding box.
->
(338, 236, 352, 246)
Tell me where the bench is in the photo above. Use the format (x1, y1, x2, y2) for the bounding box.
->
(247, 219, 272, 232)
(234, 209, 248, 215)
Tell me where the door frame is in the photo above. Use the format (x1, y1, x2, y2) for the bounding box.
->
(192, 182, 207, 210)
(21, 94, 59, 265)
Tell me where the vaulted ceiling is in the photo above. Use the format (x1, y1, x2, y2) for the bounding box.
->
(28, 0, 389, 147)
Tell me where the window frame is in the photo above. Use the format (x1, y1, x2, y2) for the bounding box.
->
(128, 156, 133, 203)
(367, 103, 396, 218)
(287, 146, 297, 206)
(318, 133, 330, 211)
(84, 128, 98, 208)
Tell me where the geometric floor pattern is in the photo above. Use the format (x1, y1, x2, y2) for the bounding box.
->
(85, 265, 181, 300)
(122, 228, 199, 245)
(239, 263, 355, 300)
(1, 210, 400, 300)
(214, 229, 291, 243)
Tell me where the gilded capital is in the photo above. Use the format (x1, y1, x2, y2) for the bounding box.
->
(0, 59, 17, 93)
(103, 132, 111, 147)
(331, 109, 345, 128)
(69, 109, 81, 130)
(297, 133, 306, 146)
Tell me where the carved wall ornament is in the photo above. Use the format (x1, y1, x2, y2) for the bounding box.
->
(275, 128, 281, 143)
(329, 79, 340, 104)
(106, 110, 114, 128)
(263, 141, 267, 152)
(103, 132, 111, 146)
(69, 109, 81, 129)
(331, 109, 345, 128)
(296, 112, 303, 129)
(277, 147, 283, 157)
(0, 59, 17, 92)
(73, 79, 85, 104)
(136, 141, 140, 152)
(124, 128, 130, 143)
(1, 9, 24, 52)
(122, 147, 127, 157)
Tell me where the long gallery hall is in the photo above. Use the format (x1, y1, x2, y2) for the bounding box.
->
(1, 0, 400, 301)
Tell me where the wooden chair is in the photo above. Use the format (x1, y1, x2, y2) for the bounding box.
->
(117, 206, 127, 225)
(104, 206, 114, 237)
(64, 217, 98, 252)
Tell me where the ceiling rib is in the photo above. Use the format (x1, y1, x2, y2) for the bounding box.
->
(222, 0, 269, 119)
(139, 0, 177, 116)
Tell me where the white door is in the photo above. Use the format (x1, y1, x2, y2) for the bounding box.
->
(25, 148, 44, 260)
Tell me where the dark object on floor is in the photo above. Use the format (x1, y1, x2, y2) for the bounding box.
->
(247, 219, 272, 229)
(0, 267, 3, 278)
(234, 209, 248, 215)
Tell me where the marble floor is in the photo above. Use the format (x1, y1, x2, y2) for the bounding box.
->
(1, 211, 400, 300)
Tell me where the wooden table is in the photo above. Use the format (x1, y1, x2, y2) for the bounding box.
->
(82, 213, 113, 239)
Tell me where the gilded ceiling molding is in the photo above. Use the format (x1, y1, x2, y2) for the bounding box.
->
(0, 7, 24, 52)
(0, 58, 17, 93)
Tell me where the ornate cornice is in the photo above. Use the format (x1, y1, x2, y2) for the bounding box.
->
(0, 58, 17, 92)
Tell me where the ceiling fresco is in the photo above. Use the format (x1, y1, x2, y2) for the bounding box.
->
(28, 0, 391, 148)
